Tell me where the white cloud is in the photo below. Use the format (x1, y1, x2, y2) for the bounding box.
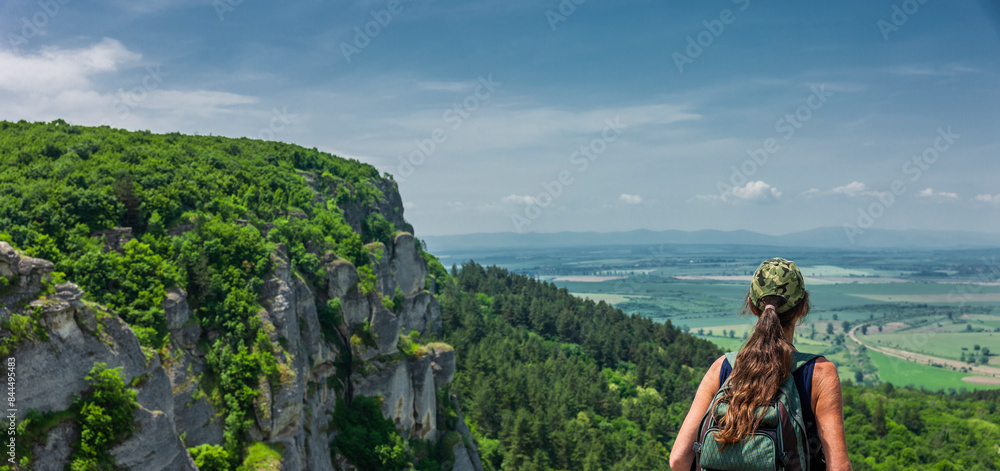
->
(619, 194, 642, 205)
(0, 38, 259, 130)
(732, 181, 781, 201)
(0, 38, 138, 93)
(973, 194, 1000, 205)
(832, 181, 872, 197)
(801, 188, 821, 197)
(918, 188, 959, 200)
(696, 181, 781, 204)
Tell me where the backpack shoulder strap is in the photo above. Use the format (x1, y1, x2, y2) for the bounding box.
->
(719, 352, 739, 388)
(791, 352, 821, 373)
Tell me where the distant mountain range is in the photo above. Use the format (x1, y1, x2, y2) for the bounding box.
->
(422, 227, 1000, 252)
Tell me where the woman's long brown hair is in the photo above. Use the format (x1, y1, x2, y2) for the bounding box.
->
(714, 291, 810, 445)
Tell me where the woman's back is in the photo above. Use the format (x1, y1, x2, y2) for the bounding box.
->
(668, 258, 852, 470)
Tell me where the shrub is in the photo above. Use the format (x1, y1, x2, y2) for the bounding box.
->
(189, 444, 230, 471)
(68, 363, 138, 470)
(330, 396, 411, 470)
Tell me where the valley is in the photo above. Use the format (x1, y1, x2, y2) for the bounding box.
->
(428, 241, 1000, 393)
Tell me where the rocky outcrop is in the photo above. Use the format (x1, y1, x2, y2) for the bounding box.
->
(451, 395, 486, 471)
(399, 291, 443, 334)
(3, 248, 196, 471)
(391, 232, 428, 296)
(31, 421, 75, 471)
(91, 227, 134, 252)
(337, 179, 413, 236)
(4, 180, 475, 471)
(0, 241, 55, 305)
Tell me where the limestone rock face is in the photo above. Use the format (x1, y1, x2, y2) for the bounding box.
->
(370, 243, 398, 298)
(0, 241, 18, 276)
(390, 233, 428, 296)
(15, 304, 147, 417)
(169, 348, 224, 447)
(452, 395, 487, 471)
(354, 359, 415, 431)
(399, 291, 443, 335)
(410, 355, 438, 441)
(111, 407, 197, 471)
(452, 443, 478, 471)
(164, 287, 190, 330)
(31, 421, 76, 471)
(3, 246, 194, 470)
(0, 240, 55, 304)
(430, 345, 457, 390)
(370, 303, 401, 357)
(327, 259, 359, 299)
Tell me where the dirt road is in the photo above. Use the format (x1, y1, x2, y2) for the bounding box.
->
(848, 324, 1000, 382)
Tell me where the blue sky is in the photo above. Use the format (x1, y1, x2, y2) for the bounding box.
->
(2, 0, 999, 238)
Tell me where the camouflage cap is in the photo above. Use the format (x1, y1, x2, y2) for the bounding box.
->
(749, 258, 805, 314)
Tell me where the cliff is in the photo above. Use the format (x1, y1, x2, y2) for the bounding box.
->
(0, 122, 481, 471)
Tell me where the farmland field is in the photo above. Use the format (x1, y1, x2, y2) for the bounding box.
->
(867, 350, 992, 392)
(436, 243, 1000, 391)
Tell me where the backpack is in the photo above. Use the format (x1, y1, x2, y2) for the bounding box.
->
(692, 352, 821, 471)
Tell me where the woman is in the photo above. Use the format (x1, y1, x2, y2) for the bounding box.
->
(669, 258, 851, 470)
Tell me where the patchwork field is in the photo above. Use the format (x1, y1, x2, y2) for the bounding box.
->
(445, 245, 1000, 392)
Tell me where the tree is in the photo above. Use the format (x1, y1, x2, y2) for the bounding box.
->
(872, 400, 887, 438)
(827, 323, 835, 335)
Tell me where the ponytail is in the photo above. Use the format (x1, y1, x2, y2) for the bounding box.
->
(714, 292, 809, 445)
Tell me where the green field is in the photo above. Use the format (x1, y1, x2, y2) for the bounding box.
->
(868, 350, 1000, 392)
(861, 331, 1000, 363)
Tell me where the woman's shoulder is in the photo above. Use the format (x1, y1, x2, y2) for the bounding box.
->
(812, 356, 838, 375)
(708, 355, 727, 372)
(810, 356, 842, 394)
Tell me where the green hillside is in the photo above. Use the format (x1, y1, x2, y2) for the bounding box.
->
(0, 120, 418, 468)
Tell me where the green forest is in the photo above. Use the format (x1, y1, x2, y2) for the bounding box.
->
(437, 261, 1000, 470)
(2, 121, 999, 470)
